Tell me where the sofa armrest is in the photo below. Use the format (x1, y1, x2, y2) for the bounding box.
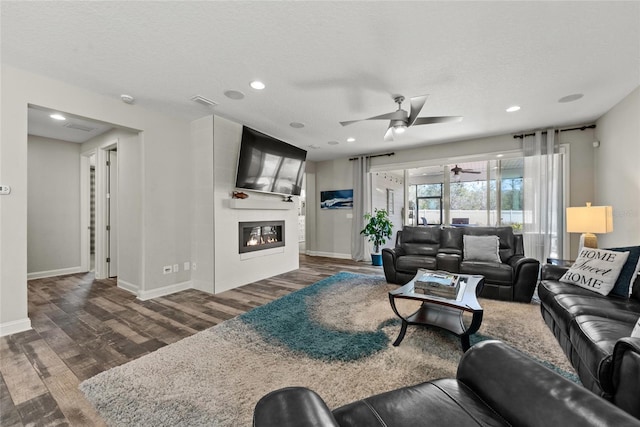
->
(458, 340, 640, 427)
(611, 337, 640, 419)
(253, 387, 339, 427)
(541, 263, 569, 281)
(507, 255, 540, 302)
(382, 247, 404, 284)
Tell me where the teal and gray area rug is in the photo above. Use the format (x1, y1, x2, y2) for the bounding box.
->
(80, 272, 576, 426)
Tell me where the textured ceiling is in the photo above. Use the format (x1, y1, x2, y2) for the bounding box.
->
(2, 1, 639, 161)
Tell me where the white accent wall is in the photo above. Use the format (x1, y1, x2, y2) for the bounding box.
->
(212, 116, 299, 293)
(595, 86, 640, 247)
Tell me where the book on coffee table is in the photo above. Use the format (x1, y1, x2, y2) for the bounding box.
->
(413, 270, 461, 300)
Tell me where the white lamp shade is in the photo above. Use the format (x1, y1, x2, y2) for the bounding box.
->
(566, 205, 613, 234)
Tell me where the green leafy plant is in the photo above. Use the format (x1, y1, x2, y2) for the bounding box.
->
(360, 209, 393, 253)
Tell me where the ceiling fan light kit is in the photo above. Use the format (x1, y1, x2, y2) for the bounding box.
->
(340, 94, 462, 142)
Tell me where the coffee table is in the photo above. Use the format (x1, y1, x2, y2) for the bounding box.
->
(388, 270, 484, 351)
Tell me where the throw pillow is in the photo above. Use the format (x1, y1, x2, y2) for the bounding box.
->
(605, 246, 640, 298)
(463, 235, 501, 263)
(560, 248, 629, 296)
(633, 317, 640, 338)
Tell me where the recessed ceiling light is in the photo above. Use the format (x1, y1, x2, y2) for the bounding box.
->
(50, 114, 66, 121)
(290, 122, 305, 128)
(506, 105, 521, 113)
(120, 94, 135, 104)
(496, 154, 504, 158)
(327, 140, 339, 145)
(558, 93, 584, 103)
(346, 137, 356, 143)
(308, 144, 321, 149)
(224, 90, 245, 100)
(250, 80, 265, 90)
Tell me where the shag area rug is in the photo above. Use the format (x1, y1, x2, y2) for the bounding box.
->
(80, 272, 575, 426)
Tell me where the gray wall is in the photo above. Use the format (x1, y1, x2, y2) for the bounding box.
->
(595, 86, 640, 248)
(27, 135, 81, 274)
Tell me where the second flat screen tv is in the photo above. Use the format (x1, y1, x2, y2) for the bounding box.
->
(235, 126, 307, 196)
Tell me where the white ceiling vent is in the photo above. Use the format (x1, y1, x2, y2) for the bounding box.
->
(190, 95, 218, 107)
(64, 122, 96, 132)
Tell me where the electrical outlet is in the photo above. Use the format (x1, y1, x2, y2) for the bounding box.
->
(192, 262, 197, 271)
(173, 264, 179, 273)
(184, 261, 190, 271)
(163, 265, 172, 274)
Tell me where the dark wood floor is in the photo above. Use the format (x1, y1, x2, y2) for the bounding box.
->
(0, 255, 382, 426)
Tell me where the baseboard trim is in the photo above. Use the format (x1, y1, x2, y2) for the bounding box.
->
(305, 251, 352, 260)
(0, 318, 32, 337)
(137, 280, 192, 301)
(27, 266, 84, 280)
(117, 279, 139, 295)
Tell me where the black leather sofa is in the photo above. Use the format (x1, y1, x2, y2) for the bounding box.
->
(382, 226, 540, 302)
(538, 264, 640, 419)
(253, 340, 640, 427)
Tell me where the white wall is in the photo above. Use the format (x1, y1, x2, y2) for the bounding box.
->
(190, 116, 215, 293)
(0, 65, 192, 335)
(595, 86, 640, 247)
(212, 116, 299, 292)
(27, 136, 81, 276)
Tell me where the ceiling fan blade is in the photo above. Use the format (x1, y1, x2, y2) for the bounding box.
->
(412, 116, 463, 126)
(383, 124, 394, 142)
(463, 170, 482, 174)
(408, 95, 428, 126)
(340, 111, 405, 126)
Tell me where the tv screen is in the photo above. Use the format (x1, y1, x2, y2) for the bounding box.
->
(235, 126, 307, 196)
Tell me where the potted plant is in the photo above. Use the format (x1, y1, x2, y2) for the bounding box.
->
(360, 208, 393, 266)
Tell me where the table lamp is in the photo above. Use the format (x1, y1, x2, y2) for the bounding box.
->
(566, 203, 613, 251)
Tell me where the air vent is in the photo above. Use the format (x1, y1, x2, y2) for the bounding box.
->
(64, 123, 96, 132)
(190, 95, 218, 107)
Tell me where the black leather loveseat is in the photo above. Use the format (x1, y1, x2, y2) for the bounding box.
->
(382, 226, 540, 302)
(539, 263, 640, 419)
(253, 340, 640, 427)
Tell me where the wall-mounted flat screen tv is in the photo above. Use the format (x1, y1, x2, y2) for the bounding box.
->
(235, 126, 307, 196)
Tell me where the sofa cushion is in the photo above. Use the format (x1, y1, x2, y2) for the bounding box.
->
(396, 255, 437, 273)
(439, 227, 463, 255)
(560, 248, 629, 296)
(332, 379, 509, 427)
(605, 246, 640, 298)
(401, 226, 440, 256)
(539, 286, 640, 337)
(463, 235, 500, 262)
(460, 261, 512, 285)
(570, 315, 634, 393)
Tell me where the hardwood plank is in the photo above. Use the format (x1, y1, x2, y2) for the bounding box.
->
(0, 254, 380, 425)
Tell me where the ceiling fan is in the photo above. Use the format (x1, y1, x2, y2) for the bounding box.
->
(340, 95, 462, 142)
(451, 165, 481, 175)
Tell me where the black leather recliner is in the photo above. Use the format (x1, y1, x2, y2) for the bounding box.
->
(253, 340, 640, 427)
(382, 226, 540, 302)
(538, 263, 640, 419)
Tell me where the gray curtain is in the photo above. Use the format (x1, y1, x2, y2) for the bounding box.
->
(523, 129, 564, 262)
(352, 156, 371, 261)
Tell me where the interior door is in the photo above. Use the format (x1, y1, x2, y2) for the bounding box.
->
(107, 149, 118, 277)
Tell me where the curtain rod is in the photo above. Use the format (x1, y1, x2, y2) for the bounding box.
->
(348, 152, 395, 161)
(513, 124, 596, 139)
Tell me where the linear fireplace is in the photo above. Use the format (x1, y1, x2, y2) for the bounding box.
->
(238, 221, 285, 254)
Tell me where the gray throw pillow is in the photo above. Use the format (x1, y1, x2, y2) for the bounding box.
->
(463, 235, 501, 263)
